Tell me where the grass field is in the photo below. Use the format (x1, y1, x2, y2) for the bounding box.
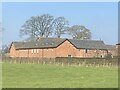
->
(2, 62, 118, 88)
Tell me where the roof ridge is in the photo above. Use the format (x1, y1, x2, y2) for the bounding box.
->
(68, 39, 104, 42)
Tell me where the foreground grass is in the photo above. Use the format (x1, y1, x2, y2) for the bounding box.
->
(0, 62, 2, 89)
(2, 62, 118, 88)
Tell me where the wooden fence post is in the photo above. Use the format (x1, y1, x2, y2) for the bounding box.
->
(62, 63, 63, 67)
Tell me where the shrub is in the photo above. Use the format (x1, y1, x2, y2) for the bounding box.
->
(105, 53, 112, 59)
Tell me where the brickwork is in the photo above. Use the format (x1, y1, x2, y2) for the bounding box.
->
(9, 40, 109, 58)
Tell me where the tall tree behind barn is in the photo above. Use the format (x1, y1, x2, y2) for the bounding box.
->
(53, 17, 69, 38)
(68, 25, 91, 40)
(19, 14, 92, 41)
(20, 14, 55, 41)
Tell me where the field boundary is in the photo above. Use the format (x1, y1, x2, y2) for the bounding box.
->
(2, 57, 119, 67)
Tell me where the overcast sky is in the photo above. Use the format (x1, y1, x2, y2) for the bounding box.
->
(2, 2, 118, 45)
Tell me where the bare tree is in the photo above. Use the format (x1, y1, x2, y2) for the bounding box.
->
(68, 25, 91, 40)
(39, 14, 54, 38)
(20, 16, 38, 41)
(20, 14, 54, 41)
(53, 17, 69, 38)
(20, 14, 91, 40)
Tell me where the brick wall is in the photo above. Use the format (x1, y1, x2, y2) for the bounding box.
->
(9, 41, 108, 58)
(9, 44, 18, 57)
(55, 40, 76, 57)
(116, 44, 120, 56)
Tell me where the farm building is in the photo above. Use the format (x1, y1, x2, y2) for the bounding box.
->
(105, 45, 117, 57)
(9, 38, 116, 58)
(116, 43, 120, 56)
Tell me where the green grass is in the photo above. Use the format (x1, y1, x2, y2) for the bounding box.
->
(2, 62, 118, 88)
(0, 62, 2, 89)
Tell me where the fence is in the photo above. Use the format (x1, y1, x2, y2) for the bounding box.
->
(2, 57, 119, 67)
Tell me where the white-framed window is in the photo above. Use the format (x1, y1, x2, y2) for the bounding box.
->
(94, 50, 96, 52)
(31, 49, 34, 53)
(34, 49, 36, 53)
(36, 49, 39, 53)
(31, 49, 39, 53)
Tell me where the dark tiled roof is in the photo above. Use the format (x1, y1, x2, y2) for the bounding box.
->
(69, 39, 106, 49)
(13, 38, 66, 49)
(12, 38, 107, 50)
(116, 43, 120, 45)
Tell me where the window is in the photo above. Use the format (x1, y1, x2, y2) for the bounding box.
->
(36, 49, 39, 53)
(35, 43, 38, 46)
(42, 43, 44, 45)
(31, 49, 34, 53)
(68, 55, 71, 57)
(85, 49, 88, 53)
(34, 49, 36, 53)
(51, 42, 54, 45)
(46, 43, 48, 45)
(31, 49, 38, 53)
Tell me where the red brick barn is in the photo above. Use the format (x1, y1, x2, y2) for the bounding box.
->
(9, 38, 108, 58)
